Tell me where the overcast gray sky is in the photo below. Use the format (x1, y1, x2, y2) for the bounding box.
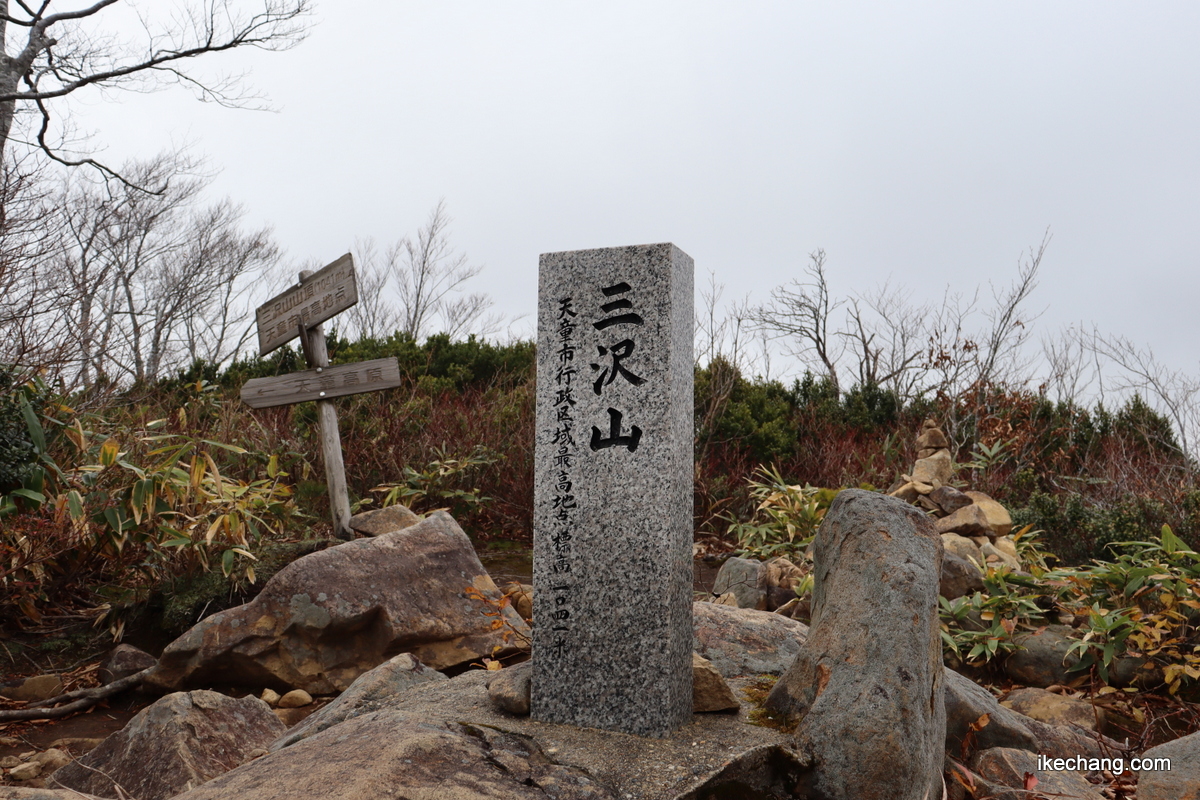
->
(65, 2, 1200, 385)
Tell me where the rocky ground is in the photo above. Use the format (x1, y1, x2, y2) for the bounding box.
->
(1, 498, 1197, 799)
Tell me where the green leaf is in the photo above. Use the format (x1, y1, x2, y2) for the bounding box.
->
(202, 439, 248, 454)
(19, 397, 45, 453)
(10, 488, 45, 505)
(221, 548, 236, 576)
(67, 490, 84, 521)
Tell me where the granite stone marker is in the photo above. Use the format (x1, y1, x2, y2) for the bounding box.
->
(532, 243, 694, 736)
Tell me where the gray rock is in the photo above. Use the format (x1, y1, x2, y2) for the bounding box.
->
(930, 485, 972, 515)
(487, 661, 532, 716)
(935, 503, 994, 538)
(940, 549, 984, 600)
(710, 556, 766, 610)
(943, 668, 1121, 761)
(271, 652, 447, 751)
(692, 601, 809, 678)
(1001, 687, 1104, 732)
(691, 653, 739, 713)
(1138, 730, 1200, 800)
(1003, 625, 1082, 688)
(48, 690, 285, 800)
(99, 644, 156, 685)
(764, 489, 946, 800)
(347, 504, 420, 536)
(171, 710, 617, 800)
(944, 667, 1039, 756)
(970, 747, 1105, 800)
(762, 557, 805, 612)
(145, 512, 528, 694)
(941, 532, 983, 564)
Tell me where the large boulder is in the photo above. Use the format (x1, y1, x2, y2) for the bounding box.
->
(692, 601, 809, 678)
(1138, 730, 1200, 800)
(48, 691, 285, 800)
(943, 668, 1120, 761)
(145, 512, 529, 694)
(969, 747, 1105, 800)
(171, 710, 617, 800)
(1003, 625, 1082, 688)
(764, 489, 945, 800)
(270, 653, 447, 751)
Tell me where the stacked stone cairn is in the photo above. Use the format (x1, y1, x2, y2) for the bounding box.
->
(888, 418, 1022, 574)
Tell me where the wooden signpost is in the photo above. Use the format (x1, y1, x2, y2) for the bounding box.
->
(243, 255, 402, 539)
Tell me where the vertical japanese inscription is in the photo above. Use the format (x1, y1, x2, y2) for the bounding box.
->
(548, 297, 579, 656)
(534, 243, 694, 738)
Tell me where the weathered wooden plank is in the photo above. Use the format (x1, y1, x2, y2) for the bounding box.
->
(239, 357, 402, 409)
(254, 253, 358, 356)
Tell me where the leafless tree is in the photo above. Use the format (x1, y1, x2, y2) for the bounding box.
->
(1080, 328, 1200, 460)
(393, 199, 499, 341)
(750, 249, 844, 392)
(46, 152, 278, 387)
(339, 237, 402, 340)
(973, 231, 1048, 388)
(842, 282, 930, 399)
(0, 0, 310, 179)
(0, 151, 68, 377)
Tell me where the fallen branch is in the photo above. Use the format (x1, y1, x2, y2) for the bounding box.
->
(0, 668, 151, 722)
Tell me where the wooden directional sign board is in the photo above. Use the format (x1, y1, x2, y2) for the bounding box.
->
(240, 358, 402, 409)
(255, 253, 358, 356)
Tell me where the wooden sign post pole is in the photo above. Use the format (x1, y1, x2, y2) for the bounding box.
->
(297, 269, 353, 540)
(245, 255, 401, 541)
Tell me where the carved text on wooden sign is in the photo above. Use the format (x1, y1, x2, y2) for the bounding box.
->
(254, 253, 358, 356)
(239, 357, 402, 409)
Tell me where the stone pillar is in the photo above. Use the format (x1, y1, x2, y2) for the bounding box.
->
(532, 243, 694, 736)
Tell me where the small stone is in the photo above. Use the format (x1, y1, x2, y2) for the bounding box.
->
(941, 532, 983, 565)
(501, 582, 533, 620)
(277, 689, 312, 708)
(0, 755, 20, 769)
(692, 653, 739, 713)
(888, 482, 920, 502)
(915, 422, 949, 451)
(929, 485, 973, 515)
(100, 644, 156, 685)
(32, 748, 72, 772)
(935, 503, 994, 538)
(712, 591, 739, 606)
(486, 661, 532, 715)
(911, 450, 953, 486)
(0, 674, 63, 702)
(980, 541, 1020, 571)
(992, 537, 1018, 559)
(8, 760, 42, 780)
(260, 688, 281, 707)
